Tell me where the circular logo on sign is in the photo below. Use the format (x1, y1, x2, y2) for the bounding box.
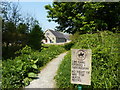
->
(76, 50, 86, 60)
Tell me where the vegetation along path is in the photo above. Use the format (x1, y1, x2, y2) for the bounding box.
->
(25, 52, 67, 88)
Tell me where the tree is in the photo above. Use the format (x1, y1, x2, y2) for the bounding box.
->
(1, 2, 22, 47)
(17, 23, 28, 34)
(1, 2, 22, 25)
(1, 2, 40, 47)
(23, 15, 39, 32)
(28, 25, 44, 50)
(45, 2, 120, 34)
(2, 21, 17, 46)
(1, 2, 42, 59)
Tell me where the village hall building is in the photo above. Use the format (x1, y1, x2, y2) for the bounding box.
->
(43, 29, 70, 44)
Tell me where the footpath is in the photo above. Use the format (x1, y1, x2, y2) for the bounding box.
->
(25, 52, 67, 88)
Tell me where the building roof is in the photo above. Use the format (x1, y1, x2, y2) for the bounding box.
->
(64, 34, 70, 40)
(48, 30, 66, 38)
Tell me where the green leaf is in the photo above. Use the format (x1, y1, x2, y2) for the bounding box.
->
(32, 64, 37, 69)
(83, 22, 87, 24)
(34, 59, 38, 64)
(90, 21, 94, 24)
(68, 17, 72, 19)
(23, 77, 30, 86)
(28, 72, 37, 78)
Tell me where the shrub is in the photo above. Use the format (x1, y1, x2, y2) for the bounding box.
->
(64, 42, 74, 50)
(2, 45, 65, 88)
(55, 31, 119, 89)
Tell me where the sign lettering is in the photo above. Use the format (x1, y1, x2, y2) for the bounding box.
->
(71, 49, 92, 85)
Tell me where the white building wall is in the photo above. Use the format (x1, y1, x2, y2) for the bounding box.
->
(45, 30, 56, 43)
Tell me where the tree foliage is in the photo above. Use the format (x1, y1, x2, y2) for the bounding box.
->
(28, 25, 44, 50)
(1, 2, 44, 59)
(45, 2, 120, 34)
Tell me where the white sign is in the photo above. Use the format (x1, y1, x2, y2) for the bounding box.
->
(71, 49, 92, 85)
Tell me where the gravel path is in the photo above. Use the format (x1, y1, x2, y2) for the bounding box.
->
(25, 52, 67, 88)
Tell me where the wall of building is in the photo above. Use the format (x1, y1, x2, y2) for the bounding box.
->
(56, 38, 66, 43)
(45, 30, 56, 43)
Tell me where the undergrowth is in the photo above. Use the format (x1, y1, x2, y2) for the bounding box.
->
(55, 31, 120, 89)
(2, 45, 65, 88)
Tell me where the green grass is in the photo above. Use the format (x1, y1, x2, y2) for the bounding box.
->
(2, 45, 66, 88)
(55, 31, 120, 89)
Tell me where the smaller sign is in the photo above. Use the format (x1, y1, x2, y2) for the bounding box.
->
(71, 49, 92, 85)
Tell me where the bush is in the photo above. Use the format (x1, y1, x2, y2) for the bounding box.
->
(55, 31, 120, 89)
(64, 42, 74, 50)
(2, 45, 24, 60)
(2, 45, 65, 88)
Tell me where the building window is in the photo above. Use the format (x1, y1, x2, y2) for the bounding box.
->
(46, 33, 49, 35)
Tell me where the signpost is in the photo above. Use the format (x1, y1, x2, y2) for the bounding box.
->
(71, 49, 92, 89)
